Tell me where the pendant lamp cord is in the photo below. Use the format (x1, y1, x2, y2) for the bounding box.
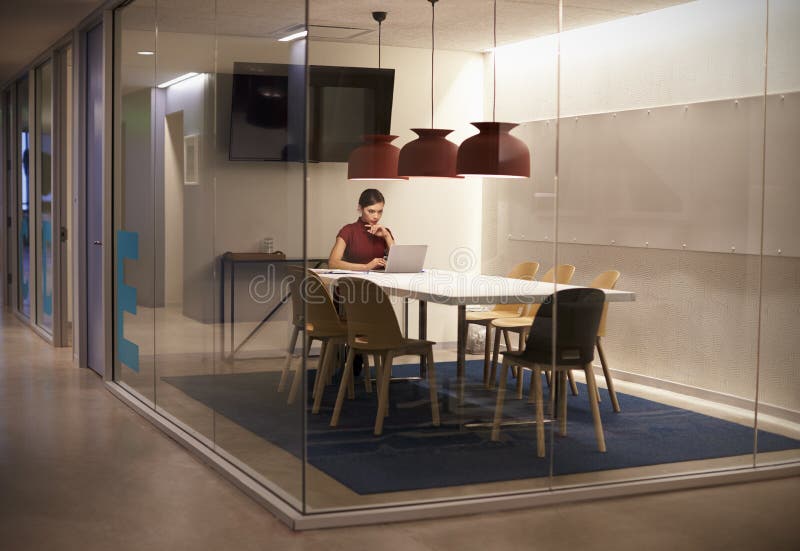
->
(378, 19, 382, 68)
(430, 0, 436, 128)
(492, 0, 497, 122)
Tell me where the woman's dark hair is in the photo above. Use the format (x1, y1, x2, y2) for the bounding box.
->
(358, 188, 385, 208)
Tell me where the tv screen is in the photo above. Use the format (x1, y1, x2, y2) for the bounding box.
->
(229, 62, 395, 162)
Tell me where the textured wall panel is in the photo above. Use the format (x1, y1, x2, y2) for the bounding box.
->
(479, 231, 800, 412)
(507, 94, 800, 256)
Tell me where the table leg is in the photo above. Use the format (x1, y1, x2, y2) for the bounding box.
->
(403, 298, 409, 337)
(457, 304, 466, 403)
(419, 300, 427, 377)
(220, 258, 226, 359)
(230, 262, 235, 358)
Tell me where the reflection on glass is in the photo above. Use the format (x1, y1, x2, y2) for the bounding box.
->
(757, 0, 800, 465)
(114, 4, 156, 405)
(17, 76, 30, 319)
(550, 0, 770, 487)
(36, 60, 54, 333)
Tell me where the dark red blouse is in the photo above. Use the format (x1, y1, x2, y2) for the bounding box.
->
(337, 219, 393, 264)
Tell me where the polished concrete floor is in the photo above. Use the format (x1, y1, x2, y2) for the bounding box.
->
(1, 310, 799, 550)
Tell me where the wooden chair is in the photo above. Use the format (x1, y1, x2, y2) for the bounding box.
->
(488, 264, 576, 393)
(278, 266, 350, 407)
(588, 270, 622, 412)
(491, 288, 607, 457)
(330, 277, 440, 436)
(466, 261, 539, 387)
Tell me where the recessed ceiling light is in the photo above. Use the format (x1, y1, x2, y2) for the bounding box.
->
(137, 50, 155, 56)
(278, 29, 308, 42)
(157, 72, 199, 89)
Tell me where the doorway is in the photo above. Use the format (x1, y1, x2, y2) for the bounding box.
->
(85, 23, 104, 375)
(164, 111, 184, 307)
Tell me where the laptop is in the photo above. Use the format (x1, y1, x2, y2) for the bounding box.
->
(380, 245, 428, 273)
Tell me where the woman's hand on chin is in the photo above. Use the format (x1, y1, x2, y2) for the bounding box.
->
(365, 224, 388, 238)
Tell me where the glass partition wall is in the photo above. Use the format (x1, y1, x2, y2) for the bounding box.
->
(6, 52, 68, 341)
(111, 0, 799, 523)
(113, 0, 307, 509)
(35, 60, 54, 334)
(757, 0, 800, 466)
(17, 76, 31, 319)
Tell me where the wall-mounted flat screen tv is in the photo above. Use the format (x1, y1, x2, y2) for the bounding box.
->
(229, 62, 395, 162)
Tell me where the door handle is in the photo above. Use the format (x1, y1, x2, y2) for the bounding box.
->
(93, 241, 102, 245)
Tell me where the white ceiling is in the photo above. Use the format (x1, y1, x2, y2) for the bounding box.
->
(2, 0, 690, 87)
(0, 0, 107, 86)
(121, 0, 689, 51)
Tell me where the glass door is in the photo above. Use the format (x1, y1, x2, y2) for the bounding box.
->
(35, 59, 54, 334)
(17, 76, 31, 319)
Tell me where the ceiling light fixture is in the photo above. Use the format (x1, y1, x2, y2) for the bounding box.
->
(347, 11, 408, 181)
(136, 50, 155, 56)
(157, 72, 199, 89)
(456, 0, 530, 178)
(398, 0, 462, 179)
(279, 29, 308, 42)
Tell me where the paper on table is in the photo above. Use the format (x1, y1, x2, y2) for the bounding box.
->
(317, 269, 364, 274)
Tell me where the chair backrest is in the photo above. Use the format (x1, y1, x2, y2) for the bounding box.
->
(337, 277, 404, 350)
(588, 270, 620, 337)
(493, 261, 540, 314)
(522, 288, 605, 366)
(522, 264, 576, 317)
(288, 266, 344, 334)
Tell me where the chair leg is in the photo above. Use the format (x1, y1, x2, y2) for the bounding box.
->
(516, 363, 525, 399)
(367, 353, 382, 394)
(597, 337, 620, 413)
(567, 370, 579, 396)
(483, 323, 492, 388)
(363, 354, 373, 393)
(374, 351, 394, 436)
(288, 336, 311, 405)
(527, 370, 538, 405)
(491, 358, 511, 441)
(330, 348, 355, 427)
(584, 362, 606, 452)
(311, 339, 334, 414)
(347, 352, 356, 400)
(426, 348, 440, 427)
(489, 326, 503, 388)
(503, 328, 513, 352)
(311, 339, 329, 400)
(278, 325, 300, 392)
(558, 370, 568, 436)
(533, 366, 545, 457)
(503, 329, 517, 378)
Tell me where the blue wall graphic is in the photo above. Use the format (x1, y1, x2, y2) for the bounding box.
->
(116, 231, 140, 372)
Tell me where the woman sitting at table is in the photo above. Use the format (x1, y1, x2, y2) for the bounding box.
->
(328, 188, 394, 271)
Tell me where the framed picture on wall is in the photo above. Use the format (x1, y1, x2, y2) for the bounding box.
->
(184, 134, 199, 185)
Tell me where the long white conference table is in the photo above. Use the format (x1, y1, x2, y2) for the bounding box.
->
(313, 268, 636, 389)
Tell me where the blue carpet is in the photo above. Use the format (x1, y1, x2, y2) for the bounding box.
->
(162, 360, 799, 495)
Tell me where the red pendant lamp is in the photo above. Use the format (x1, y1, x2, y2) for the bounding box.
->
(456, 0, 530, 178)
(398, 0, 462, 178)
(348, 12, 408, 181)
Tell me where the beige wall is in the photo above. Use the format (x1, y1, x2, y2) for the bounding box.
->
(205, 39, 484, 342)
